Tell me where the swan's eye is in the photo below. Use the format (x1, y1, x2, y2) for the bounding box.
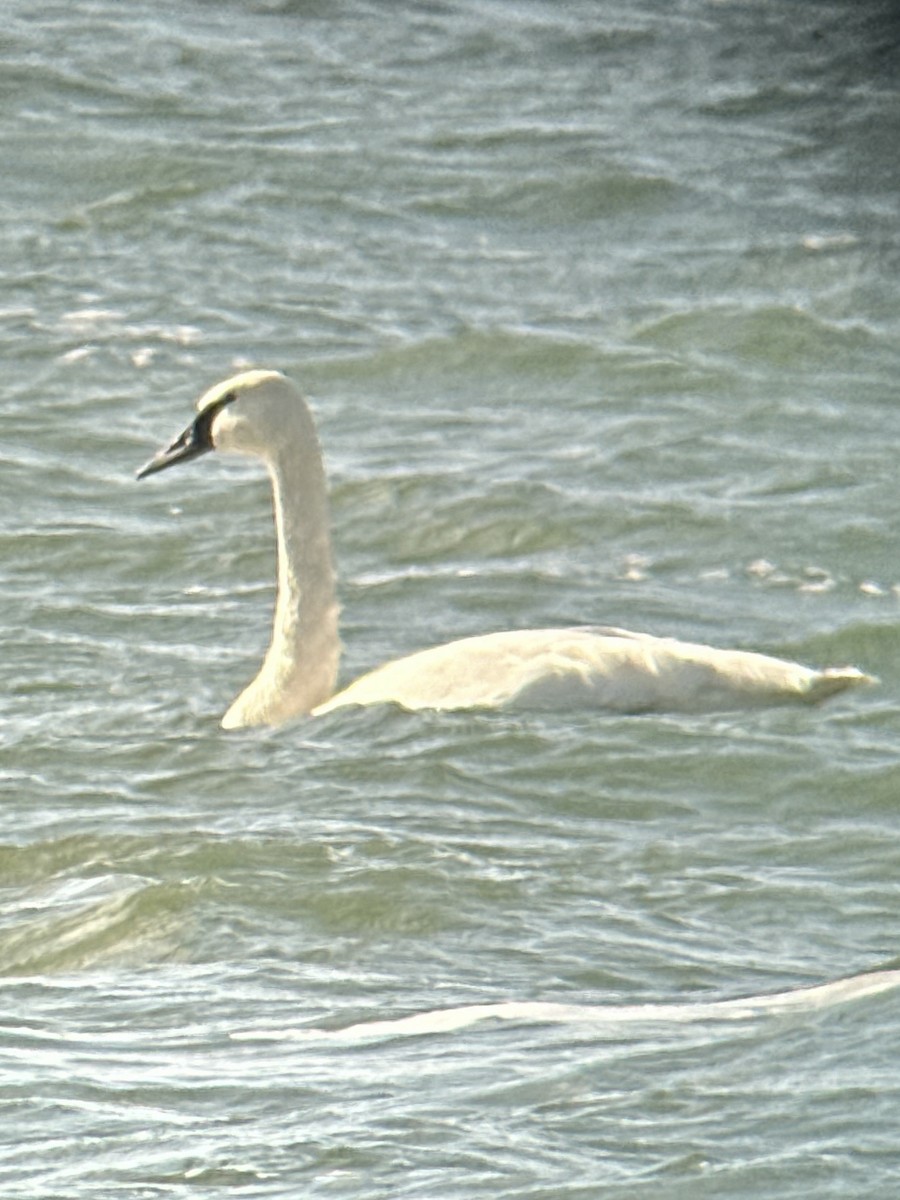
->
(205, 389, 239, 425)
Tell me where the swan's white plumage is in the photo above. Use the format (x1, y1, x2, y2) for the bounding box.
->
(315, 627, 869, 716)
(137, 370, 874, 729)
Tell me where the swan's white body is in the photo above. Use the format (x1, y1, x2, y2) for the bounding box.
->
(138, 370, 873, 729)
(313, 626, 867, 717)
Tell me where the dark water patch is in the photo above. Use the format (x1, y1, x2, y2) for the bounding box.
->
(634, 304, 876, 371)
(0, 877, 200, 975)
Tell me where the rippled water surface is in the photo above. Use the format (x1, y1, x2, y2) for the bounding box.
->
(2, 1, 900, 1196)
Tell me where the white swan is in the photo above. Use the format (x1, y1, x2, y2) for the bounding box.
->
(137, 370, 873, 729)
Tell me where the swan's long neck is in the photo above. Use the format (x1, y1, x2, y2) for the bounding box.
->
(221, 412, 340, 729)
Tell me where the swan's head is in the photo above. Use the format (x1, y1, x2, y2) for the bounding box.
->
(136, 369, 303, 479)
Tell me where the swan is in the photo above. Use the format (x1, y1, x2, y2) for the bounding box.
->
(137, 369, 873, 729)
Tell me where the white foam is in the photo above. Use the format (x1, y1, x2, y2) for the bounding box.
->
(233, 969, 900, 1044)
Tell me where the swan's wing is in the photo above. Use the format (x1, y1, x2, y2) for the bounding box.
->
(314, 628, 873, 715)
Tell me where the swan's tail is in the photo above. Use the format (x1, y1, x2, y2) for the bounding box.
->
(806, 666, 877, 704)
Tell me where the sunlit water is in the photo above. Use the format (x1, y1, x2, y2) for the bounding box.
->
(2, 1, 900, 1196)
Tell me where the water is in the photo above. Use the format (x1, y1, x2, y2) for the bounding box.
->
(2, 0, 900, 1194)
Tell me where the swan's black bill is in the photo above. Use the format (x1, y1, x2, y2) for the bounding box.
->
(137, 388, 240, 480)
(136, 412, 214, 480)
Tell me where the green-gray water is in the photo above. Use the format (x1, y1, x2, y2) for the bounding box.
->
(2, 2, 900, 1195)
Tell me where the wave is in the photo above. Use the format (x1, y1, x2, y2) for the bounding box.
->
(233, 968, 900, 1045)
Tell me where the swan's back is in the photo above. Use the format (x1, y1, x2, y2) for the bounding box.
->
(314, 627, 872, 716)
